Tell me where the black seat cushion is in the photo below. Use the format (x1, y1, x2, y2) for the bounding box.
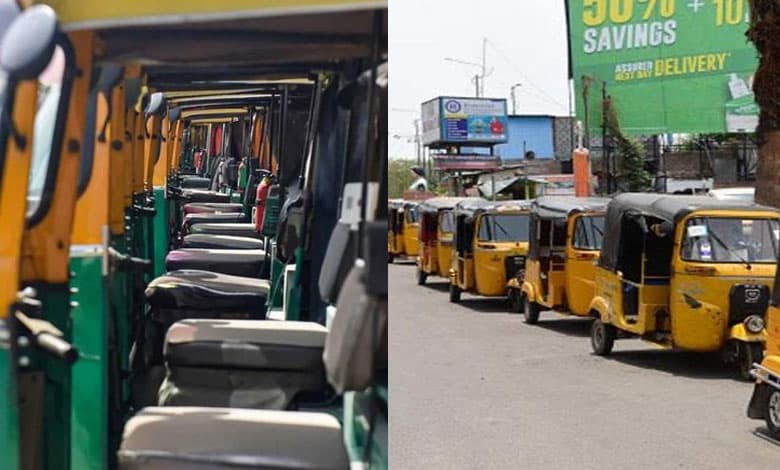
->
(179, 175, 211, 189)
(145, 270, 268, 318)
(157, 320, 329, 409)
(190, 223, 262, 239)
(181, 190, 230, 203)
(181, 234, 264, 250)
(165, 249, 266, 278)
(182, 213, 247, 234)
(182, 202, 244, 215)
(118, 407, 349, 470)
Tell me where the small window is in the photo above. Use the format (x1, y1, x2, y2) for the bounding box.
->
(573, 215, 605, 250)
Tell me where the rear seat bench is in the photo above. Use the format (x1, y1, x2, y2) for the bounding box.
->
(164, 249, 267, 278)
(190, 223, 263, 239)
(158, 319, 329, 409)
(182, 202, 244, 214)
(118, 407, 348, 470)
(181, 234, 264, 250)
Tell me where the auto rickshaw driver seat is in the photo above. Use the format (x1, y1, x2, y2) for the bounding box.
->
(164, 248, 268, 278)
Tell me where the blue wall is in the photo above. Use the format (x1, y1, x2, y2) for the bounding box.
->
(462, 115, 554, 159)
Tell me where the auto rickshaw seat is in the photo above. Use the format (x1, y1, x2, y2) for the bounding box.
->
(179, 175, 211, 189)
(182, 212, 248, 233)
(182, 202, 244, 215)
(190, 223, 263, 239)
(145, 270, 269, 316)
(181, 234, 264, 250)
(180, 189, 231, 203)
(117, 407, 349, 470)
(165, 249, 267, 278)
(157, 319, 328, 409)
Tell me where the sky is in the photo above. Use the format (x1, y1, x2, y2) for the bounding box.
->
(388, 0, 572, 159)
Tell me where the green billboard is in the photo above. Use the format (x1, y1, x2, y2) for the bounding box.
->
(566, 0, 759, 135)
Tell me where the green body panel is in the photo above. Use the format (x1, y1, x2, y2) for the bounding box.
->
(343, 389, 388, 470)
(261, 194, 281, 238)
(238, 162, 248, 190)
(37, 284, 72, 470)
(108, 235, 131, 430)
(285, 247, 304, 321)
(69, 250, 108, 470)
(230, 192, 242, 203)
(269, 258, 285, 309)
(152, 188, 169, 277)
(0, 337, 20, 469)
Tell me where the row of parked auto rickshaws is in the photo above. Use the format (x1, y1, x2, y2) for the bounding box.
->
(389, 192, 780, 438)
(0, 2, 387, 469)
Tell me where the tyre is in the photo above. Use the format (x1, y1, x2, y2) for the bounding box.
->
(417, 268, 427, 286)
(738, 342, 764, 381)
(449, 282, 461, 303)
(523, 294, 540, 324)
(591, 318, 616, 356)
(509, 289, 524, 313)
(766, 388, 780, 439)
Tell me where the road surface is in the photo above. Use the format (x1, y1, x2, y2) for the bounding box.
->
(389, 261, 780, 469)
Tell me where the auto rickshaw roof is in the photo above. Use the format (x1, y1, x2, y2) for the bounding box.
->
(454, 198, 533, 217)
(599, 193, 780, 273)
(418, 197, 482, 214)
(607, 193, 777, 224)
(532, 196, 610, 219)
(388, 199, 404, 210)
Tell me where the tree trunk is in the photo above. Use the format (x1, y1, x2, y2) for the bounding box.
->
(748, 0, 780, 207)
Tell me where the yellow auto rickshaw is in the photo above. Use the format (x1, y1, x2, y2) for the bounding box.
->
(589, 193, 780, 379)
(388, 199, 405, 262)
(449, 199, 533, 303)
(416, 197, 482, 285)
(388, 199, 420, 262)
(509, 197, 609, 322)
(747, 245, 780, 436)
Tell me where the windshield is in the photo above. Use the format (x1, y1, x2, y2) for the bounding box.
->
(27, 46, 64, 218)
(405, 207, 418, 224)
(681, 217, 779, 263)
(572, 215, 605, 250)
(478, 214, 529, 242)
(440, 211, 455, 234)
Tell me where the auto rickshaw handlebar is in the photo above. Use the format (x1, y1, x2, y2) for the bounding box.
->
(108, 247, 153, 274)
(36, 332, 79, 365)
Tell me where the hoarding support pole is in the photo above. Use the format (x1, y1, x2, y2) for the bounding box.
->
(491, 175, 496, 201)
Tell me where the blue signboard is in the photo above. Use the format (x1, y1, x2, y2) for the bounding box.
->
(422, 97, 509, 146)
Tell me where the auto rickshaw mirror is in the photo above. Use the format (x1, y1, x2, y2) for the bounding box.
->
(0, 4, 57, 80)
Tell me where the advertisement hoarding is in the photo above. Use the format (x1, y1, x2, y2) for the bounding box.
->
(422, 97, 509, 145)
(566, 0, 758, 135)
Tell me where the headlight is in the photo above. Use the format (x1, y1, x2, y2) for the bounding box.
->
(745, 315, 765, 334)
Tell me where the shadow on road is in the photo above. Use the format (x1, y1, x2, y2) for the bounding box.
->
(752, 428, 780, 447)
(532, 317, 592, 337)
(602, 348, 739, 381)
(456, 297, 512, 314)
(421, 281, 450, 293)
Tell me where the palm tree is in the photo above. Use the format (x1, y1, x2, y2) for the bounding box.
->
(748, 0, 780, 207)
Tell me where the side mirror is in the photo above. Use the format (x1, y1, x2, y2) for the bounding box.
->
(0, 5, 58, 80)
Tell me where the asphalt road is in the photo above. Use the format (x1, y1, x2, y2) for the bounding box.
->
(389, 261, 780, 470)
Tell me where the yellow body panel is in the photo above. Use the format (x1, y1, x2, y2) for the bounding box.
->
(39, 0, 384, 29)
(72, 90, 109, 244)
(765, 305, 780, 359)
(21, 31, 93, 283)
(403, 223, 419, 257)
(436, 236, 454, 278)
(151, 116, 169, 187)
(0, 82, 38, 316)
(108, 84, 130, 236)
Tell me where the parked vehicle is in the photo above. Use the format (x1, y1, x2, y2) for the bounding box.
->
(509, 197, 609, 322)
(449, 199, 533, 303)
(588, 193, 779, 379)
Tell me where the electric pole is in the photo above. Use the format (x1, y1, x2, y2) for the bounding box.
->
(444, 37, 493, 98)
(510, 83, 521, 114)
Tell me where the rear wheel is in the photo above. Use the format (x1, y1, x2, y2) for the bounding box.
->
(766, 388, 780, 438)
(591, 319, 616, 356)
(449, 283, 461, 303)
(738, 342, 764, 381)
(523, 295, 539, 324)
(509, 290, 524, 313)
(417, 268, 427, 286)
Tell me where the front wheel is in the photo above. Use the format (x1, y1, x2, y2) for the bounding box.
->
(508, 290, 524, 313)
(766, 388, 780, 438)
(591, 319, 616, 356)
(523, 295, 540, 324)
(449, 283, 461, 303)
(417, 268, 427, 286)
(738, 342, 764, 381)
